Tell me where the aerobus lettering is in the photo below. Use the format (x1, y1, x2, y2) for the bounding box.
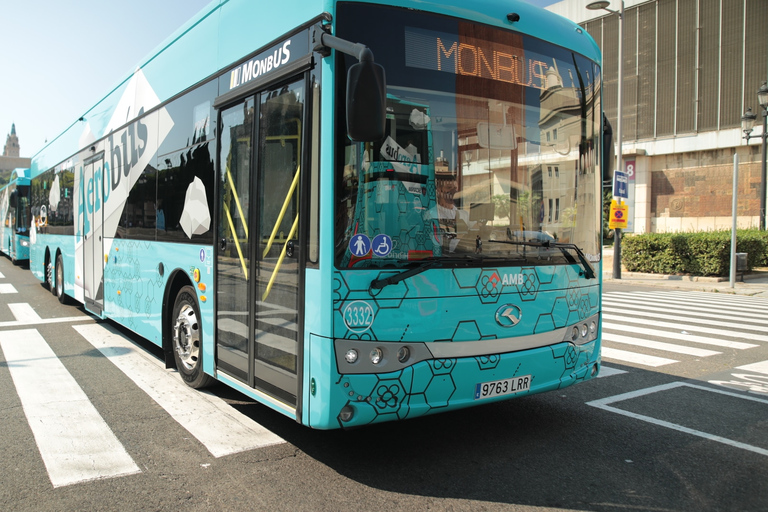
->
(229, 40, 292, 90)
(109, 109, 147, 189)
(78, 109, 148, 237)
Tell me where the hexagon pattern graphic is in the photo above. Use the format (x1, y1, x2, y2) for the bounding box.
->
(332, 263, 600, 424)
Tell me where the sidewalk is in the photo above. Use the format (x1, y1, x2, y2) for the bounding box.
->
(601, 247, 768, 297)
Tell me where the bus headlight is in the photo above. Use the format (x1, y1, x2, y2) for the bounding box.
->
(563, 314, 600, 345)
(344, 349, 359, 364)
(370, 347, 383, 365)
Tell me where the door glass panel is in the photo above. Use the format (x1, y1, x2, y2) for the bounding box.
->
(254, 80, 304, 377)
(216, 98, 254, 381)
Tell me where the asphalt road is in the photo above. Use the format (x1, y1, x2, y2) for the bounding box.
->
(1, 257, 766, 512)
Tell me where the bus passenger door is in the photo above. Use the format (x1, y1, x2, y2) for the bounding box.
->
(83, 152, 105, 315)
(216, 77, 306, 407)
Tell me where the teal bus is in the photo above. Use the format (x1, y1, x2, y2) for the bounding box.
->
(29, 0, 608, 429)
(0, 168, 31, 264)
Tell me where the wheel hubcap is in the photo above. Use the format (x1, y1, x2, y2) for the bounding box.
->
(56, 264, 63, 296)
(173, 304, 200, 371)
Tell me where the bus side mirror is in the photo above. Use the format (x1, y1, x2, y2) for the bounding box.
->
(9, 190, 17, 208)
(346, 49, 386, 142)
(602, 114, 615, 184)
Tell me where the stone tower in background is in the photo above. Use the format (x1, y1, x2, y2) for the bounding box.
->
(3, 123, 20, 157)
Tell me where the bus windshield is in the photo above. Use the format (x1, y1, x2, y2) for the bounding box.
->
(335, 4, 602, 269)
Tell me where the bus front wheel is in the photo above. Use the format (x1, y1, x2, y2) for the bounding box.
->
(171, 286, 213, 389)
(54, 254, 69, 304)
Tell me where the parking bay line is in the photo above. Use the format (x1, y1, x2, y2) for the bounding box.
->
(587, 382, 768, 457)
(74, 323, 284, 457)
(0, 329, 140, 488)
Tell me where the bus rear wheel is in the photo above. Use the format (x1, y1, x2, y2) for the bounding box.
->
(171, 285, 213, 389)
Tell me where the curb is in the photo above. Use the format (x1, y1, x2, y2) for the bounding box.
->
(601, 272, 768, 283)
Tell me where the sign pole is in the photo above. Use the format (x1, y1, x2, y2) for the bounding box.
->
(613, 202, 622, 279)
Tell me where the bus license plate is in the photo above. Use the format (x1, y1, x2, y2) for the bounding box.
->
(474, 375, 531, 400)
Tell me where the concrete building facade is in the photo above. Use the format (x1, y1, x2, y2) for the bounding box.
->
(547, 0, 768, 233)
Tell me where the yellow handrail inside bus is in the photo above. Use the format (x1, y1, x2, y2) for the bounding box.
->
(262, 214, 299, 301)
(226, 164, 249, 238)
(263, 165, 300, 258)
(224, 208, 248, 280)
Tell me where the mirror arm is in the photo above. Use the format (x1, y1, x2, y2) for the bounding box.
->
(318, 32, 373, 63)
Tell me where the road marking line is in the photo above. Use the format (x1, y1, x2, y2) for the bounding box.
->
(602, 332, 721, 357)
(0, 329, 140, 488)
(0, 315, 94, 328)
(587, 382, 768, 457)
(602, 305, 768, 334)
(601, 347, 678, 367)
(601, 322, 757, 350)
(602, 297, 768, 326)
(608, 291, 768, 311)
(0, 283, 18, 293)
(602, 313, 768, 343)
(597, 365, 628, 378)
(0, 271, 5, 278)
(736, 360, 768, 375)
(8, 303, 42, 322)
(73, 323, 284, 457)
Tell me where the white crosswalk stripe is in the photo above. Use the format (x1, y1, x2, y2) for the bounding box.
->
(601, 290, 765, 369)
(0, 283, 17, 293)
(0, 329, 140, 487)
(74, 322, 284, 457)
(0, 302, 284, 488)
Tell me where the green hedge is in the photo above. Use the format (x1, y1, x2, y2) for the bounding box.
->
(621, 230, 768, 276)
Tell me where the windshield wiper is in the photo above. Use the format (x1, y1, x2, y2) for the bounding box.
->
(487, 240, 596, 279)
(369, 256, 483, 291)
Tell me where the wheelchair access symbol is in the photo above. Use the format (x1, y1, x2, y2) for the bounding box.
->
(372, 234, 393, 257)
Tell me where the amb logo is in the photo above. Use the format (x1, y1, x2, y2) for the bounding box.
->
(477, 270, 523, 303)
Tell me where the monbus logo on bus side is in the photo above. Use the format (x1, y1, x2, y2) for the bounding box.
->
(229, 40, 292, 90)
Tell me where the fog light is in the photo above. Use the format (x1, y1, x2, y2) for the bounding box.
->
(345, 349, 358, 364)
(339, 405, 355, 422)
(370, 347, 383, 365)
(397, 346, 410, 363)
(580, 323, 589, 338)
(571, 326, 579, 341)
(591, 363, 599, 377)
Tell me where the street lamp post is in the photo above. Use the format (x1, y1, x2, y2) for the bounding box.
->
(741, 81, 768, 230)
(587, 0, 624, 279)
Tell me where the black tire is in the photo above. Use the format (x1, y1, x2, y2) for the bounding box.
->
(171, 285, 214, 389)
(54, 254, 69, 304)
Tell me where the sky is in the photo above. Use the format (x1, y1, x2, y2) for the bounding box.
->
(0, 0, 565, 159)
(0, 0, 213, 158)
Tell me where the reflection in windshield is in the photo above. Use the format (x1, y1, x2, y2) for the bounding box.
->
(335, 9, 602, 270)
